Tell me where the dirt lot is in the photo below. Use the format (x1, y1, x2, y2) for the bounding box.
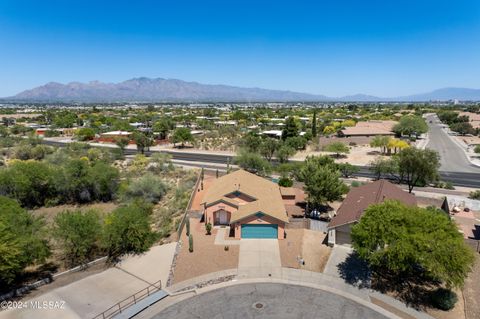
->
(172, 218, 239, 284)
(279, 229, 331, 272)
(294, 143, 389, 166)
(32, 202, 119, 225)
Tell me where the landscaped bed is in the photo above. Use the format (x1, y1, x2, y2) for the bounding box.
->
(279, 228, 331, 272)
(172, 218, 239, 284)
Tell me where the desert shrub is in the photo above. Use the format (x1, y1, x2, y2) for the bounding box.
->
(278, 177, 293, 187)
(351, 181, 361, 187)
(206, 222, 212, 235)
(469, 190, 480, 200)
(430, 288, 457, 311)
(121, 173, 168, 204)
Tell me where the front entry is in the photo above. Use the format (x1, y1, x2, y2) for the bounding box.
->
(215, 210, 228, 225)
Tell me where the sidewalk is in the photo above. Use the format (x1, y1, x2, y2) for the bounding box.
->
(0, 243, 177, 319)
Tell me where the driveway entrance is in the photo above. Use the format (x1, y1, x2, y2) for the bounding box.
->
(238, 239, 281, 272)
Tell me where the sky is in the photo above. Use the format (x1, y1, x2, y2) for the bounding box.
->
(0, 0, 479, 97)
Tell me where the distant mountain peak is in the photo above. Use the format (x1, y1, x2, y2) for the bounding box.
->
(5, 78, 480, 102)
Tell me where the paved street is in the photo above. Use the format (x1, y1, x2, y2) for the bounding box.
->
(425, 114, 480, 173)
(152, 283, 392, 319)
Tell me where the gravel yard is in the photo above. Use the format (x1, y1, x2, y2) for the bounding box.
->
(172, 218, 239, 284)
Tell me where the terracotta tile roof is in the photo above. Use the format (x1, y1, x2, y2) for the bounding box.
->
(203, 169, 289, 223)
(328, 179, 416, 229)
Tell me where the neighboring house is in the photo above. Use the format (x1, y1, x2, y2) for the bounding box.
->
(327, 180, 416, 246)
(97, 130, 132, 143)
(338, 120, 397, 137)
(202, 169, 290, 239)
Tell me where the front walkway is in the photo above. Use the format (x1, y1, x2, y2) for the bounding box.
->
(213, 226, 240, 245)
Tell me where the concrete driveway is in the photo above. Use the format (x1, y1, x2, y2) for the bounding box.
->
(324, 245, 370, 289)
(0, 243, 177, 319)
(238, 239, 281, 277)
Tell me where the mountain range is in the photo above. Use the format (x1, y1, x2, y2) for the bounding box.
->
(5, 77, 480, 102)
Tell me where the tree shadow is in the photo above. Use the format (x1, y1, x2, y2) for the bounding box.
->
(371, 268, 442, 310)
(337, 251, 371, 289)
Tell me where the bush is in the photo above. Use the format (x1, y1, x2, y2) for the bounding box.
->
(430, 288, 458, 311)
(53, 210, 102, 267)
(205, 222, 212, 235)
(121, 173, 168, 204)
(469, 190, 480, 200)
(103, 204, 157, 261)
(278, 177, 293, 187)
(475, 145, 480, 154)
(351, 181, 361, 187)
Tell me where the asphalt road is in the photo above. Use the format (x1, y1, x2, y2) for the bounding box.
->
(425, 113, 480, 173)
(152, 283, 391, 319)
(41, 139, 480, 188)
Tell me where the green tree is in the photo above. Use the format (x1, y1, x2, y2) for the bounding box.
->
(284, 136, 308, 150)
(351, 200, 474, 288)
(0, 161, 57, 207)
(450, 122, 475, 136)
(396, 147, 440, 193)
(282, 116, 299, 140)
(172, 127, 194, 148)
(75, 128, 96, 141)
(312, 109, 317, 137)
(53, 210, 102, 267)
(276, 145, 296, 163)
(298, 156, 348, 207)
(235, 151, 272, 175)
(370, 136, 391, 154)
(103, 204, 157, 261)
(153, 118, 174, 139)
(259, 138, 279, 162)
(242, 133, 262, 153)
(0, 197, 50, 286)
(369, 157, 397, 180)
(324, 142, 350, 158)
(132, 131, 154, 154)
(115, 137, 130, 156)
(393, 115, 428, 137)
(338, 162, 359, 178)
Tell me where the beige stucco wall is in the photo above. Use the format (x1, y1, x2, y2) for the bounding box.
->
(204, 202, 237, 225)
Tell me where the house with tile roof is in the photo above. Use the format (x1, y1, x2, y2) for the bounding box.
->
(338, 120, 397, 137)
(202, 169, 290, 239)
(327, 179, 417, 246)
